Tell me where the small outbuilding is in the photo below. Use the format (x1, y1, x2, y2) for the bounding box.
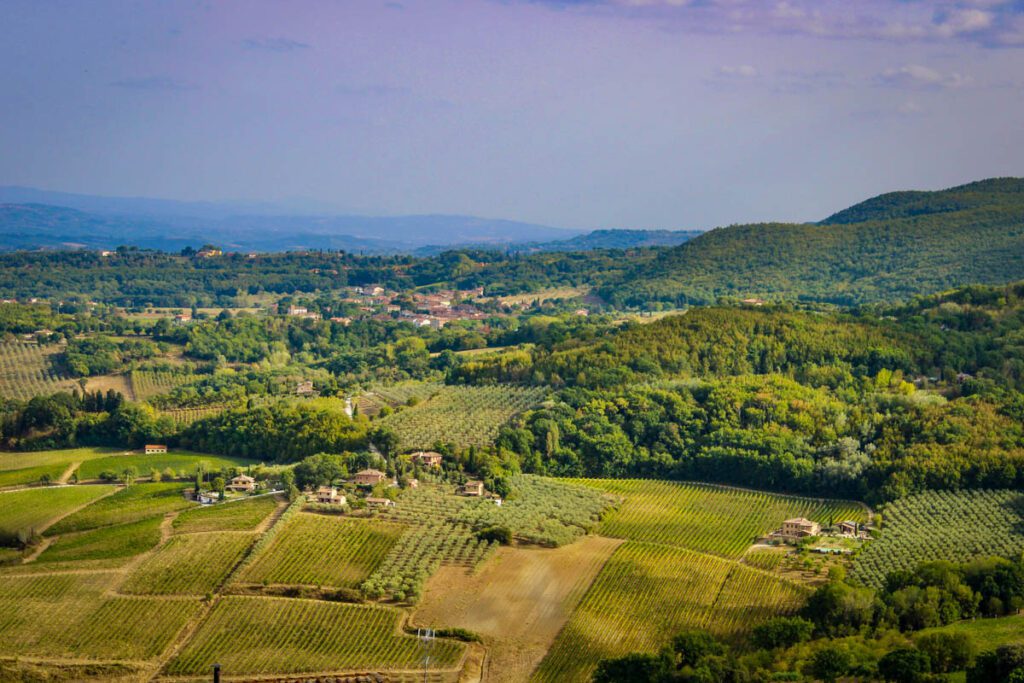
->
(365, 497, 395, 508)
(227, 474, 256, 493)
(145, 444, 168, 455)
(460, 480, 485, 497)
(410, 451, 443, 468)
(351, 469, 388, 486)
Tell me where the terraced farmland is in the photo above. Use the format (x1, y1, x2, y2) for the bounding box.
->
(0, 341, 75, 400)
(239, 513, 403, 589)
(852, 488, 1024, 588)
(377, 384, 546, 449)
(164, 596, 464, 676)
(579, 479, 866, 558)
(0, 485, 115, 535)
(532, 541, 808, 682)
(173, 494, 279, 534)
(122, 531, 254, 595)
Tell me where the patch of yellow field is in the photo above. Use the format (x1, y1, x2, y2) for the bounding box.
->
(413, 535, 622, 683)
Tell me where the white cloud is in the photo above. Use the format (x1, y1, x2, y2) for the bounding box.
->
(717, 64, 759, 79)
(875, 64, 972, 89)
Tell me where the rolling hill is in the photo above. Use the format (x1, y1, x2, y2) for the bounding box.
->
(601, 177, 1024, 307)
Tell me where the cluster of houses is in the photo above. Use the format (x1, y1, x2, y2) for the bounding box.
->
(305, 451, 491, 510)
(195, 474, 259, 505)
(283, 285, 492, 330)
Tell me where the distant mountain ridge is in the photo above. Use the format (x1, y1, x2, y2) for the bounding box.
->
(0, 185, 587, 252)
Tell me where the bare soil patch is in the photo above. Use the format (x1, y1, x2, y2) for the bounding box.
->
(413, 535, 622, 683)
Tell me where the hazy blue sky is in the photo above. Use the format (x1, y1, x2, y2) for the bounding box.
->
(2, 0, 1023, 229)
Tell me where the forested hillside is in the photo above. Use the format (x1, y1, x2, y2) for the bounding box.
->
(602, 178, 1024, 307)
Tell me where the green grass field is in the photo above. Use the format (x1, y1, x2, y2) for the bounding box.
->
(122, 532, 254, 595)
(579, 479, 867, 558)
(0, 485, 115, 535)
(36, 516, 163, 565)
(239, 513, 403, 589)
(75, 450, 257, 480)
(532, 541, 807, 682)
(0, 447, 121, 487)
(165, 596, 464, 676)
(852, 489, 1024, 588)
(173, 494, 279, 534)
(916, 614, 1024, 648)
(45, 482, 192, 535)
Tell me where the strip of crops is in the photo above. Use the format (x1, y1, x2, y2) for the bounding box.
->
(173, 494, 279, 534)
(377, 385, 546, 449)
(122, 532, 255, 595)
(0, 448, 118, 488)
(852, 489, 1024, 588)
(37, 516, 163, 565)
(0, 571, 197, 661)
(46, 482, 192, 535)
(130, 369, 195, 401)
(532, 541, 807, 682)
(157, 405, 227, 426)
(238, 513, 402, 589)
(75, 450, 255, 481)
(0, 485, 115, 535)
(0, 341, 75, 400)
(577, 479, 866, 558)
(165, 596, 464, 676)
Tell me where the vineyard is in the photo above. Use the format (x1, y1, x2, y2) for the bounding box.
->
(0, 341, 75, 400)
(156, 405, 227, 427)
(130, 369, 195, 401)
(37, 516, 163, 566)
(238, 513, 403, 589)
(0, 485, 115, 535)
(46, 482, 192, 535)
(376, 385, 547, 449)
(578, 479, 867, 558)
(532, 541, 808, 682)
(172, 494, 279, 534)
(355, 381, 445, 416)
(164, 596, 465, 676)
(851, 489, 1024, 588)
(122, 531, 255, 595)
(0, 571, 198, 660)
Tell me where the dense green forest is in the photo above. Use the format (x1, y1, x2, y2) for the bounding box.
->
(601, 178, 1024, 307)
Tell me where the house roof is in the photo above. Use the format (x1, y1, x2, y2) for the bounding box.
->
(783, 517, 817, 526)
(355, 469, 385, 477)
(231, 475, 255, 482)
(145, 444, 167, 449)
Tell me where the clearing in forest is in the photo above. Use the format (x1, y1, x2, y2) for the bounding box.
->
(414, 535, 622, 683)
(377, 384, 546, 449)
